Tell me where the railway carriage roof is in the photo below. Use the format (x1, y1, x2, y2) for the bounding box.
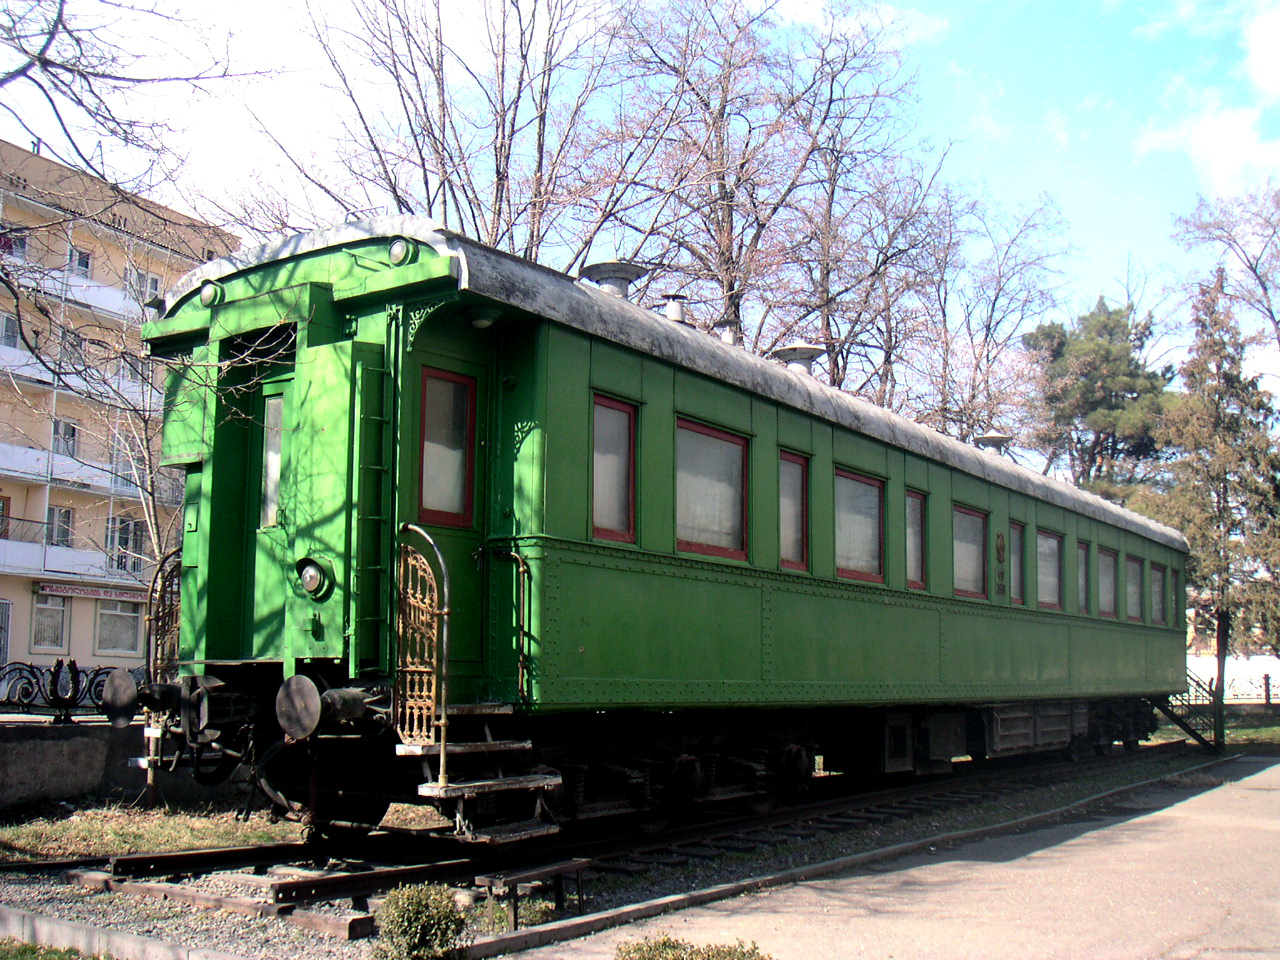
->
(167, 216, 1187, 553)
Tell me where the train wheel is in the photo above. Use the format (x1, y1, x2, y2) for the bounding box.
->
(1123, 738, 1140, 752)
(258, 735, 394, 839)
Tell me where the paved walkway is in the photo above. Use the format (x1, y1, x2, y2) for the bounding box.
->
(518, 756, 1280, 960)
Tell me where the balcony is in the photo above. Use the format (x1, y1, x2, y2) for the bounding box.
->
(0, 514, 148, 584)
(0, 343, 159, 407)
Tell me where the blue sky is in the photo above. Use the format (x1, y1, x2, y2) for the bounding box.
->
(898, 0, 1280, 320)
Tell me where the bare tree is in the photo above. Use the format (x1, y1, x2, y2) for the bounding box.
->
(604, 0, 912, 338)
(905, 195, 1066, 443)
(1175, 185, 1280, 352)
(0, 0, 229, 184)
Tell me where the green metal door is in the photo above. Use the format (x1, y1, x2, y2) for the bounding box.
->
(415, 359, 488, 700)
(248, 377, 293, 660)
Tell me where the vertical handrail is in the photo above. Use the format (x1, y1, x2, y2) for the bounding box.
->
(398, 522, 452, 788)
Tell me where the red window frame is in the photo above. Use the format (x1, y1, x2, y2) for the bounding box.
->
(675, 418, 748, 561)
(592, 394, 637, 543)
(779, 450, 808, 571)
(1036, 530, 1064, 611)
(1009, 521, 1025, 605)
(835, 469, 884, 583)
(419, 367, 477, 529)
(1099, 548, 1119, 618)
(1126, 556, 1145, 622)
(1077, 541, 1090, 615)
(953, 505, 987, 599)
(1151, 563, 1167, 626)
(906, 490, 926, 590)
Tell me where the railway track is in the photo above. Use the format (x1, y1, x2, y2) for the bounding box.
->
(1, 740, 1203, 952)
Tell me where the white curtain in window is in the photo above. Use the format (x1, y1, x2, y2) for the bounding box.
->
(953, 510, 985, 594)
(1127, 557, 1143, 618)
(593, 403, 631, 533)
(422, 376, 468, 515)
(1037, 533, 1061, 606)
(98, 600, 141, 652)
(779, 457, 805, 564)
(836, 475, 880, 574)
(906, 495, 924, 583)
(1099, 552, 1118, 615)
(676, 426, 743, 549)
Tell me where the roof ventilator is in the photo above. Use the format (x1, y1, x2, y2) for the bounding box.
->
(662, 293, 691, 325)
(772, 343, 826, 376)
(580, 261, 648, 300)
(712, 317, 743, 347)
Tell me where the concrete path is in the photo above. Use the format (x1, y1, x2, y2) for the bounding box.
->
(517, 756, 1280, 959)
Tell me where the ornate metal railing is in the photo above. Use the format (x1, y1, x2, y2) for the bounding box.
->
(0, 660, 146, 724)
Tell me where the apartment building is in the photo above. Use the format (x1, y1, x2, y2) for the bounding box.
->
(0, 139, 237, 669)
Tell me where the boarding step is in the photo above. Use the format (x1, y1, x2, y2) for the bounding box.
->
(445, 703, 514, 715)
(417, 773, 562, 799)
(468, 819, 561, 843)
(397, 740, 532, 756)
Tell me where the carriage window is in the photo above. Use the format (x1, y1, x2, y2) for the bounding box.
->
(1151, 564, 1167, 626)
(420, 368, 476, 527)
(1009, 521, 1024, 604)
(1126, 556, 1144, 621)
(1037, 531, 1063, 610)
(1077, 541, 1090, 615)
(1099, 549, 1118, 617)
(835, 470, 883, 581)
(593, 396, 635, 542)
(906, 491, 926, 589)
(779, 451, 808, 570)
(953, 506, 987, 598)
(676, 419, 747, 560)
(260, 396, 283, 528)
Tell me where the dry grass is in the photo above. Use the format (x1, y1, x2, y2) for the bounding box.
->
(0, 800, 299, 864)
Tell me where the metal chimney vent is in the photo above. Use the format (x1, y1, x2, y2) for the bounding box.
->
(580, 261, 648, 300)
(662, 293, 689, 323)
(771, 343, 826, 376)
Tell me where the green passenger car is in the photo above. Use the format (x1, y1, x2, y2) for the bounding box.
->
(130, 218, 1188, 841)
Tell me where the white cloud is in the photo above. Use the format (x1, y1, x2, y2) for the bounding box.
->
(1138, 99, 1280, 194)
(1243, 2, 1280, 101)
(878, 5, 949, 46)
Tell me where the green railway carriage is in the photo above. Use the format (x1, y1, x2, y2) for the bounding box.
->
(127, 217, 1188, 841)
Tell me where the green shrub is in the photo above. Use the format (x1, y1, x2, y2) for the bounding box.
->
(371, 883, 472, 960)
(615, 935, 774, 960)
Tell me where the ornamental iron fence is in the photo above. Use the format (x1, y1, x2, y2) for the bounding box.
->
(0, 660, 145, 724)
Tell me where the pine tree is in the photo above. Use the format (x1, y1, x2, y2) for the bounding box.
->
(1156, 270, 1280, 744)
(1024, 298, 1172, 501)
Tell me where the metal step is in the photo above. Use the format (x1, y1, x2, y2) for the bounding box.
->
(417, 773, 562, 799)
(467, 820, 560, 843)
(446, 703, 514, 715)
(396, 740, 532, 757)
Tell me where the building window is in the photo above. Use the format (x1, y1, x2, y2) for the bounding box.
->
(52, 418, 78, 457)
(1037, 531, 1063, 609)
(1151, 564, 1167, 626)
(1099, 549, 1118, 618)
(129, 268, 161, 302)
(1009, 521, 1025, 605)
(1077, 541, 1090, 615)
(59, 327, 84, 363)
(0, 225, 28, 259)
(593, 395, 636, 542)
(68, 246, 91, 278)
(1126, 556, 1144, 621)
(906, 491, 926, 589)
(97, 600, 142, 654)
(676, 419, 747, 560)
(0, 312, 21, 349)
(835, 470, 882, 581)
(109, 516, 145, 574)
(779, 451, 808, 570)
(953, 506, 987, 599)
(32, 594, 67, 650)
(45, 506, 73, 547)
